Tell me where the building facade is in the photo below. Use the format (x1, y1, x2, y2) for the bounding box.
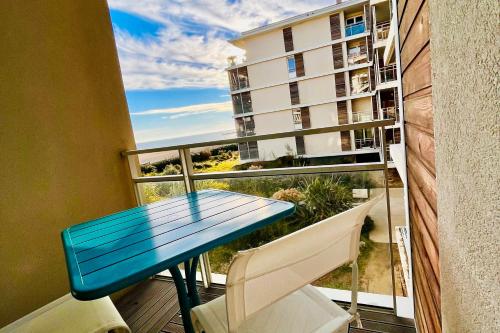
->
(227, 0, 402, 162)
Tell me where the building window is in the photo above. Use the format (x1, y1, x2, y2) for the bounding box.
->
(345, 15, 365, 37)
(232, 92, 253, 115)
(287, 56, 296, 78)
(287, 53, 305, 78)
(295, 136, 306, 155)
(235, 116, 256, 137)
(283, 27, 294, 52)
(289, 82, 300, 105)
(292, 107, 311, 130)
(228, 66, 250, 91)
(238, 141, 259, 160)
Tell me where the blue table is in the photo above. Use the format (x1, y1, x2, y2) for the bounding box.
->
(61, 189, 295, 333)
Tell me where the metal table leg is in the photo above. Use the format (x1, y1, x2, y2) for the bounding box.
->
(169, 256, 201, 333)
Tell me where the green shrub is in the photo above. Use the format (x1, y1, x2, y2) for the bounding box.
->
(161, 164, 181, 175)
(301, 177, 353, 221)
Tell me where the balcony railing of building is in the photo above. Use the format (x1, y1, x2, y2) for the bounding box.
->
(379, 64, 397, 84)
(375, 21, 391, 42)
(381, 106, 400, 123)
(352, 111, 373, 123)
(355, 137, 375, 150)
(122, 119, 405, 314)
(345, 21, 366, 37)
(347, 50, 368, 66)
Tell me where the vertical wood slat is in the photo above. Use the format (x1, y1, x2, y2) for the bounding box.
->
(289, 82, 300, 105)
(337, 101, 348, 125)
(335, 73, 346, 97)
(400, 1, 440, 331)
(300, 107, 311, 129)
(330, 13, 342, 40)
(341, 131, 351, 151)
(283, 27, 294, 52)
(332, 43, 344, 69)
(401, 1, 430, 72)
(294, 53, 305, 77)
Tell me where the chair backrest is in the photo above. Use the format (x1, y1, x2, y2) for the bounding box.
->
(225, 194, 383, 332)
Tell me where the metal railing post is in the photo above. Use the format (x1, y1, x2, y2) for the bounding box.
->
(179, 148, 212, 288)
(381, 128, 398, 314)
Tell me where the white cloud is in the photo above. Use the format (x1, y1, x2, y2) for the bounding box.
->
(107, 0, 335, 90)
(131, 101, 232, 116)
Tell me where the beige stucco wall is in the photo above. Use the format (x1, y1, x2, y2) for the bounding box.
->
(304, 134, 342, 155)
(242, 29, 285, 62)
(303, 47, 335, 77)
(0, 1, 137, 327)
(254, 110, 294, 134)
(298, 75, 336, 105)
(251, 84, 291, 113)
(247, 57, 289, 88)
(429, 0, 499, 331)
(292, 15, 332, 50)
(309, 103, 339, 127)
(257, 137, 297, 160)
(254, 110, 295, 160)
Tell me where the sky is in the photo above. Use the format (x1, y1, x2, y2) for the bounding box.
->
(107, 0, 335, 143)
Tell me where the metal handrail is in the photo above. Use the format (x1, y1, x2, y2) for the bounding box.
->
(376, 21, 391, 41)
(122, 119, 394, 156)
(379, 64, 397, 84)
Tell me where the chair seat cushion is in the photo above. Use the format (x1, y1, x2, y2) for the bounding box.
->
(190, 284, 351, 333)
(0, 294, 130, 333)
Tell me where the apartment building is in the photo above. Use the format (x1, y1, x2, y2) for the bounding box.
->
(227, 0, 402, 162)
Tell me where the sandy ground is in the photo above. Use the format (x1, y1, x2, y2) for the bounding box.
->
(368, 188, 406, 243)
(360, 243, 405, 296)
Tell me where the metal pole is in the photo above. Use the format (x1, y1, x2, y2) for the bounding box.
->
(179, 148, 212, 288)
(381, 127, 397, 314)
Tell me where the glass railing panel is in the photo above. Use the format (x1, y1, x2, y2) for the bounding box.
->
(192, 171, 406, 301)
(138, 181, 186, 204)
(345, 22, 366, 37)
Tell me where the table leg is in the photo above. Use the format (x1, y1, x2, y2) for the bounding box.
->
(169, 256, 201, 333)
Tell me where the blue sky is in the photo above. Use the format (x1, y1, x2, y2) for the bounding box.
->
(107, 0, 334, 143)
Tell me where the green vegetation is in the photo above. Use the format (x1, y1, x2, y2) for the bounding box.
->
(140, 145, 377, 290)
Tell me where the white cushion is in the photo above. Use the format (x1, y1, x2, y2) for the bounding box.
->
(0, 294, 130, 333)
(191, 284, 351, 333)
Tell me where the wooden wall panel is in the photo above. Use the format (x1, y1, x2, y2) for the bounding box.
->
(399, 0, 440, 332)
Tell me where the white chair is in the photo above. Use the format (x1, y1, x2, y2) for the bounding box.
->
(191, 195, 382, 333)
(0, 294, 130, 333)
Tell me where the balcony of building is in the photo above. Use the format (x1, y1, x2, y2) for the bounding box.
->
(344, 12, 366, 38)
(376, 63, 398, 88)
(1, 2, 496, 333)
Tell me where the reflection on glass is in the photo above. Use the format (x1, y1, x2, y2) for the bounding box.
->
(193, 172, 405, 297)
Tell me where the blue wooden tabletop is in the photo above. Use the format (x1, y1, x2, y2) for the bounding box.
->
(61, 189, 295, 300)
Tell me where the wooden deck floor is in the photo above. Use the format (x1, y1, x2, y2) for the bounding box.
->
(114, 277, 416, 333)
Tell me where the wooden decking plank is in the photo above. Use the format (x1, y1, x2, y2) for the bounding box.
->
(130, 283, 177, 332)
(116, 278, 415, 333)
(361, 319, 417, 333)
